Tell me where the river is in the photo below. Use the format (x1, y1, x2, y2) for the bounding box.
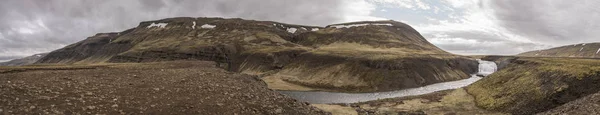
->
(277, 59, 498, 104)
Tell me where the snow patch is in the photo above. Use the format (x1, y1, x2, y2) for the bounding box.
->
(597, 48, 600, 54)
(192, 21, 196, 29)
(331, 23, 393, 28)
(311, 28, 319, 31)
(147, 23, 168, 28)
(583, 43, 587, 46)
(580, 47, 584, 52)
(200, 24, 216, 29)
(287, 28, 297, 33)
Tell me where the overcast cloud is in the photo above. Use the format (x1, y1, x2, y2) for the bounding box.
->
(0, 0, 599, 61)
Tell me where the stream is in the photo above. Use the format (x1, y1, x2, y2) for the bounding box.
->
(277, 59, 498, 104)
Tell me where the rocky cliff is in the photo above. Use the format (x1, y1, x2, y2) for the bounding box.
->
(519, 43, 600, 58)
(36, 17, 477, 92)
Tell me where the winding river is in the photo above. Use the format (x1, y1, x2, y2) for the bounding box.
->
(277, 59, 498, 104)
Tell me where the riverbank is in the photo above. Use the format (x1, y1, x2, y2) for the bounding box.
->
(278, 75, 483, 104)
(311, 88, 506, 115)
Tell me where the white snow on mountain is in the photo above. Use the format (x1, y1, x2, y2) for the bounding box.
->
(287, 28, 297, 33)
(331, 23, 393, 28)
(192, 21, 197, 29)
(147, 23, 168, 28)
(200, 24, 216, 29)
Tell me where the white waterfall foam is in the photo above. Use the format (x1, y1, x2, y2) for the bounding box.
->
(477, 59, 498, 77)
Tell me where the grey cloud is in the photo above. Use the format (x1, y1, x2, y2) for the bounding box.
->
(423, 31, 551, 55)
(0, 0, 353, 59)
(489, 0, 600, 45)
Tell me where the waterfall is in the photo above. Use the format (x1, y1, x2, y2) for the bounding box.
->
(476, 59, 498, 77)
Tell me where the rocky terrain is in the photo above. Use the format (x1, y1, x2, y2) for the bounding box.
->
(0, 61, 327, 114)
(35, 17, 477, 92)
(0, 53, 48, 66)
(467, 57, 600, 115)
(519, 43, 600, 58)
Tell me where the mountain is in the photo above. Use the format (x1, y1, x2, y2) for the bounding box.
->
(36, 17, 477, 92)
(0, 53, 48, 66)
(519, 43, 600, 58)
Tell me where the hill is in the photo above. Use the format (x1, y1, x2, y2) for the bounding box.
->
(36, 17, 477, 92)
(519, 43, 600, 58)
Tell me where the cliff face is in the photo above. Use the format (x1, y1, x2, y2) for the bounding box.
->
(36, 17, 477, 92)
(466, 57, 600, 114)
(519, 43, 600, 58)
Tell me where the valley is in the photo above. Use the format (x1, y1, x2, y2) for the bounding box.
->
(1, 17, 600, 115)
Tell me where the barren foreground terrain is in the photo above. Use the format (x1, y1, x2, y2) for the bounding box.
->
(0, 61, 327, 114)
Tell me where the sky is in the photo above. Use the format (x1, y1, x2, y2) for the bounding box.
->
(1, 0, 599, 62)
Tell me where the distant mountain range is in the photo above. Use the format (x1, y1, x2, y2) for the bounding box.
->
(0, 53, 48, 66)
(519, 43, 600, 58)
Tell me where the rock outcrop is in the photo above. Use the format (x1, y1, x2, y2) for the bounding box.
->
(519, 43, 600, 58)
(466, 57, 600, 115)
(36, 17, 477, 92)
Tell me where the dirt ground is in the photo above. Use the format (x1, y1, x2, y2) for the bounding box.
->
(0, 61, 328, 115)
